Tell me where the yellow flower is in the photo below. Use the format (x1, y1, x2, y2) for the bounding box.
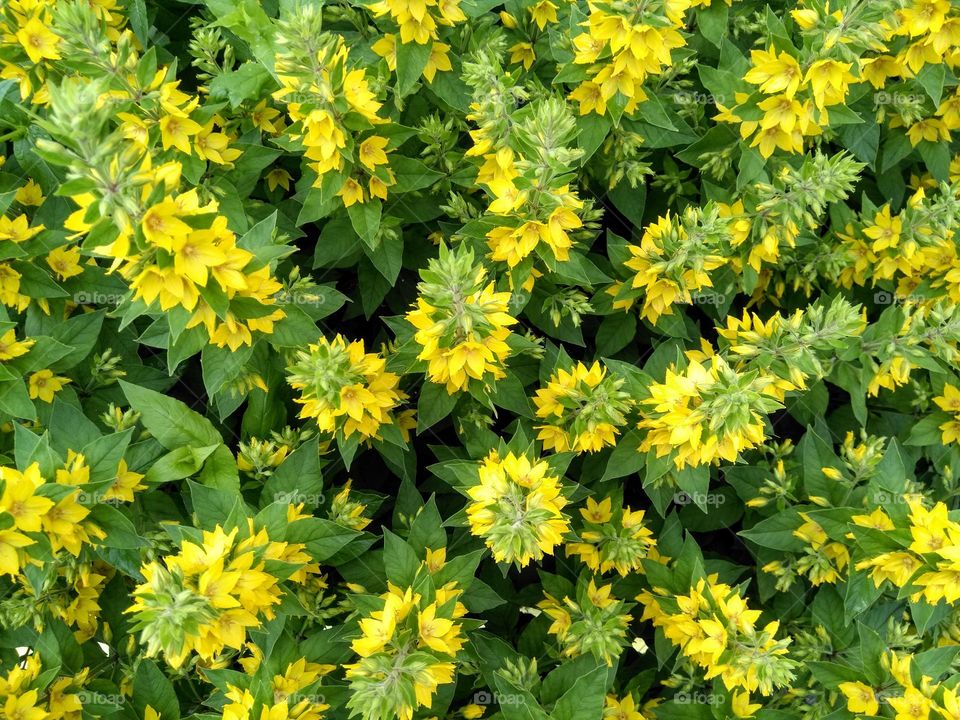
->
(530, 0, 558, 28)
(407, 250, 516, 393)
(170, 231, 228, 286)
(141, 199, 193, 248)
(14, 179, 43, 206)
(353, 606, 397, 657)
(104, 459, 147, 503)
(160, 113, 203, 154)
(339, 177, 365, 207)
(0, 463, 53, 532)
(0, 214, 45, 243)
(567, 496, 656, 575)
(935, 384, 960, 443)
(424, 42, 452, 81)
(856, 551, 923, 589)
(467, 450, 570, 567)
(195, 122, 242, 165)
(28, 369, 71, 403)
(265, 168, 293, 192)
(131, 265, 200, 311)
(56, 450, 90, 486)
(47, 246, 84, 281)
(417, 603, 462, 653)
(358, 136, 390, 170)
(639, 356, 782, 468)
(3, 688, 46, 720)
(508, 42, 536, 69)
(0, 329, 34, 361)
(907, 117, 950, 146)
(864, 204, 903, 253)
(603, 695, 646, 720)
(287, 335, 406, 440)
(804, 59, 856, 109)
(43, 490, 100, 556)
(623, 209, 729, 323)
(744, 47, 803, 97)
(731, 691, 761, 718)
(17, 17, 62, 63)
(569, 81, 607, 115)
(888, 687, 931, 720)
(534, 361, 631, 453)
(0, 528, 34, 577)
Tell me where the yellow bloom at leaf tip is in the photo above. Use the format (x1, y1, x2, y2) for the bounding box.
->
(466, 450, 570, 567)
(5, 0, 960, 719)
(28, 369, 71, 403)
(287, 334, 406, 441)
(534, 361, 631, 453)
(407, 245, 516, 393)
(639, 355, 782, 468)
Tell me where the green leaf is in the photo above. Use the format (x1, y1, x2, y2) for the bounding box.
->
(197, 443, 241, 493)
(739, 509, 805, 551)
(905, 413, 946, 446)
(133, 660, 180, 720)
(602, 429, 645, 481)
(143, 445, 219, 485)
(120, 381, 222, 450)
(286, 517, 360, 562)
(201, 343, 254, 397)
(390, 156, 444, 193)
(348, 200, 382, 249)
(577, 113, 611, 161)
(263, 436, 324, 506)
(396, 41, 432, 97)
(550, 660, 609, 720)
(696, 2, 728, 47)
(417, 381, 458, 431)
(383, 529, 419, 586)
(363, 229, 403, 283)
(89, 505, 148, 549)
(269, 305, 320, 347)
(188, 479, 244, 529)
(208, 62, 275, 107)
(917, 63, 946, 105)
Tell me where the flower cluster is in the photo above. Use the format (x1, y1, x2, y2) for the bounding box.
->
(7, 0, 960, 719)
(539, 578, 633, 666)
(566, 495, 658, 577)
(406, 245, 517, 393)
(639, 575, 798, 697)
(466, 449, 570, 567)
(346, 571, 466, 720)
(128, 521, 317, 668)
(287, 335, 407, 441)
(533, 361, 632, 453)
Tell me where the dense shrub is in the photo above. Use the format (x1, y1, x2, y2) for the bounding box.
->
(2, 0, 960, 719)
